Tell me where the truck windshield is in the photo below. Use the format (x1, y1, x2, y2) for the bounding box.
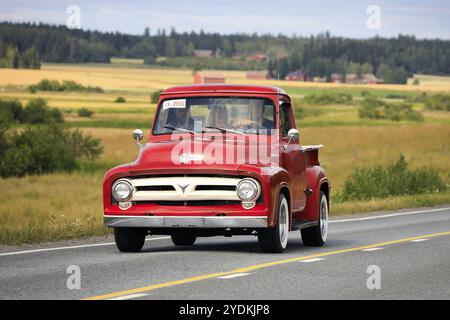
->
(153, 97, 275, 135)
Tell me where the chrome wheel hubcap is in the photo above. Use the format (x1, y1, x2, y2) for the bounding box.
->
(279, 198, 289, 248)
(320, 195, 328, 241)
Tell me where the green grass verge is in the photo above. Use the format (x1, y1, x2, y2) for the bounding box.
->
(331, 192, 450, 216)
(65, 120, 152, 129)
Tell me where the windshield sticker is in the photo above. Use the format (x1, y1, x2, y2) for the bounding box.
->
(163, 99, 186, 110)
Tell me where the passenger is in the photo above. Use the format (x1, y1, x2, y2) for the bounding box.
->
(166, 106, 195, 131)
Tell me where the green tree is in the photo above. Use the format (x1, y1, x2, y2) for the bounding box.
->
(5, 46, 19, 68)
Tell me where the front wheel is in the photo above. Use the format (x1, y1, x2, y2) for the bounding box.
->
(114, 227, 146, 252)
(258, 193, 289, 253)
(301, 191, 328, 246)
(171, 232, 197, 246)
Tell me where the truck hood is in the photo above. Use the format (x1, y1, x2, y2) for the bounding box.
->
(129, 137, 277, 175)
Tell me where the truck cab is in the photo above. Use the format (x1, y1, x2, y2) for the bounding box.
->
(103, 84, 330, 253)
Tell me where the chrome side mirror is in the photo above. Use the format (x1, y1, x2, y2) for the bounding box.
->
(288, 128, 300, 140)
(283, 128, 300, 150)
(133, 128, 144, 152)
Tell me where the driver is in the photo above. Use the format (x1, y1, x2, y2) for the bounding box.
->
(233, 100, 274, 130)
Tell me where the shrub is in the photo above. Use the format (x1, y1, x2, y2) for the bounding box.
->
(0, 99, 23, 121)
(62, 80, 84, 91)
(78, 108, 94, 117)
(360, 90, 371, 97)
(20, 98, 63, 124)
(359, 97, 423, 122)
(406, 92, 428, 103)
(385, 94, 407, 99)
(336, 155, 447, 202)
(0, 125, 102, 178)
(27, 79, 103, 93)
(424, 94, 450, 111)
(358, 97, 386, 119)
(115, 96, 126, 103)
(0, 109, 12, 157)
(150, 90, 163, 103)
(385, 103, 424, 122)
(304, 92, 353, 105)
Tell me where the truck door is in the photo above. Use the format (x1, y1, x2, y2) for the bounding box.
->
(279, 102, 307, 212)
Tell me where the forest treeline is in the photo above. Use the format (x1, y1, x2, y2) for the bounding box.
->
(1, 22, 449, 83)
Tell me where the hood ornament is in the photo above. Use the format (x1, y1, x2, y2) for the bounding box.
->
(178, 184, 189, 193)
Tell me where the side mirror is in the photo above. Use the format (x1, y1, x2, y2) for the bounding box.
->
(133, 128, 144, 141)
(132, 129, 144, 152)
(288, 128, 300, 140)
(283, 128, 300, 150)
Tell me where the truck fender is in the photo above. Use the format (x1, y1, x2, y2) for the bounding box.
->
(303, 166, 329, 222)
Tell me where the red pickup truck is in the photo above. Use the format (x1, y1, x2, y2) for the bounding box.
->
(103, 84, 330, 253)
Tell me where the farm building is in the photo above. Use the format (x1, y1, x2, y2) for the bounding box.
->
(194, 50, 214, 58)
(193, 72, 225, 84)
(285, 70, 310, 81)
(313, 76, 327, 82)
(331, 73, 344, 83)
(246, 70, 270, 80)
(345, 73, 383, 84)
(248, 54, 268, 62)
(363, 73, 384, 84)
(345, 73, 363, 84)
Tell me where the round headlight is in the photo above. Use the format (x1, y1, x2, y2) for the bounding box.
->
(112, 180, 133, 202)
(236, 178, 260, 202)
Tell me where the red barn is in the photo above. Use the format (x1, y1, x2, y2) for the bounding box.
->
(246, 70, 270, 80)
(193, 72, 225, 84)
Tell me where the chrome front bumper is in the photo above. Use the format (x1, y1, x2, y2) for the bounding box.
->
(104, 215, 268, 228)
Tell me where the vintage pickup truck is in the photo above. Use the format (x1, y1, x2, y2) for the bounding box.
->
(103, 84, 330, 253)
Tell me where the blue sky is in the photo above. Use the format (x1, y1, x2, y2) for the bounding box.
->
(1, 0, 449, 38)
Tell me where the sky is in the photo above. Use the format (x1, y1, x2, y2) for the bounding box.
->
(0, 0, 449, 39)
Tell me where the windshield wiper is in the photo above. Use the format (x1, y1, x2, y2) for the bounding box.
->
(204, 126, 245, 135)
(163, 125, 198, 135)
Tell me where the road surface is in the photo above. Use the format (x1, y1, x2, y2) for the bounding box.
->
(1, 206, 449, 300)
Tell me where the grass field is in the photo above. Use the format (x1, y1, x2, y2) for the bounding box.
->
(0, 63, 449, 245)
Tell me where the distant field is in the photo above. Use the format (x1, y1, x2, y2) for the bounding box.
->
(0, 64, 449, 245)
(110, 57, 145, 65)
(1, 63, 450, 93)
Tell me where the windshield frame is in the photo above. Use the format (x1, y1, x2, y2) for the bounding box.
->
(151, 95, 278, 137)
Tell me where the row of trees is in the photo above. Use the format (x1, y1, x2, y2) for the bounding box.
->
(0, 42, 40, 69)
(1, 22, 449, 82)
(267, 33, 447, 83)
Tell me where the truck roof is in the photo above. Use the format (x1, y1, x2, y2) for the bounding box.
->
(161, 84, 287, 96)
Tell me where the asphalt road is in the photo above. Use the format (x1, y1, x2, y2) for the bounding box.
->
(1, 206, 449, 300)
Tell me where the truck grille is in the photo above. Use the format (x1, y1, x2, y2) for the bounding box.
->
(128, 176, 241, 203)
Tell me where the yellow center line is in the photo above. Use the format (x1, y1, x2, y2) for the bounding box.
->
(83, 231, 450, 300)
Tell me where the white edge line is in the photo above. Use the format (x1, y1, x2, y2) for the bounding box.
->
(218, 273, 250, 279)
(411, 239, 429, 242)
(1, 206, 448, 257)
(330, 207, 450, 224)
(0, 236, 171, 257)
(300, 258, 326, 263)
(107, 293, 149, 300)
(361, 247, 383, 252)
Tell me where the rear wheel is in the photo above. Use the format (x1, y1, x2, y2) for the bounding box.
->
(171, 232, 197, 246)
(258, 193, 289, 253)
(114, 227, 146, 252)
(301, 191, 328, 246)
